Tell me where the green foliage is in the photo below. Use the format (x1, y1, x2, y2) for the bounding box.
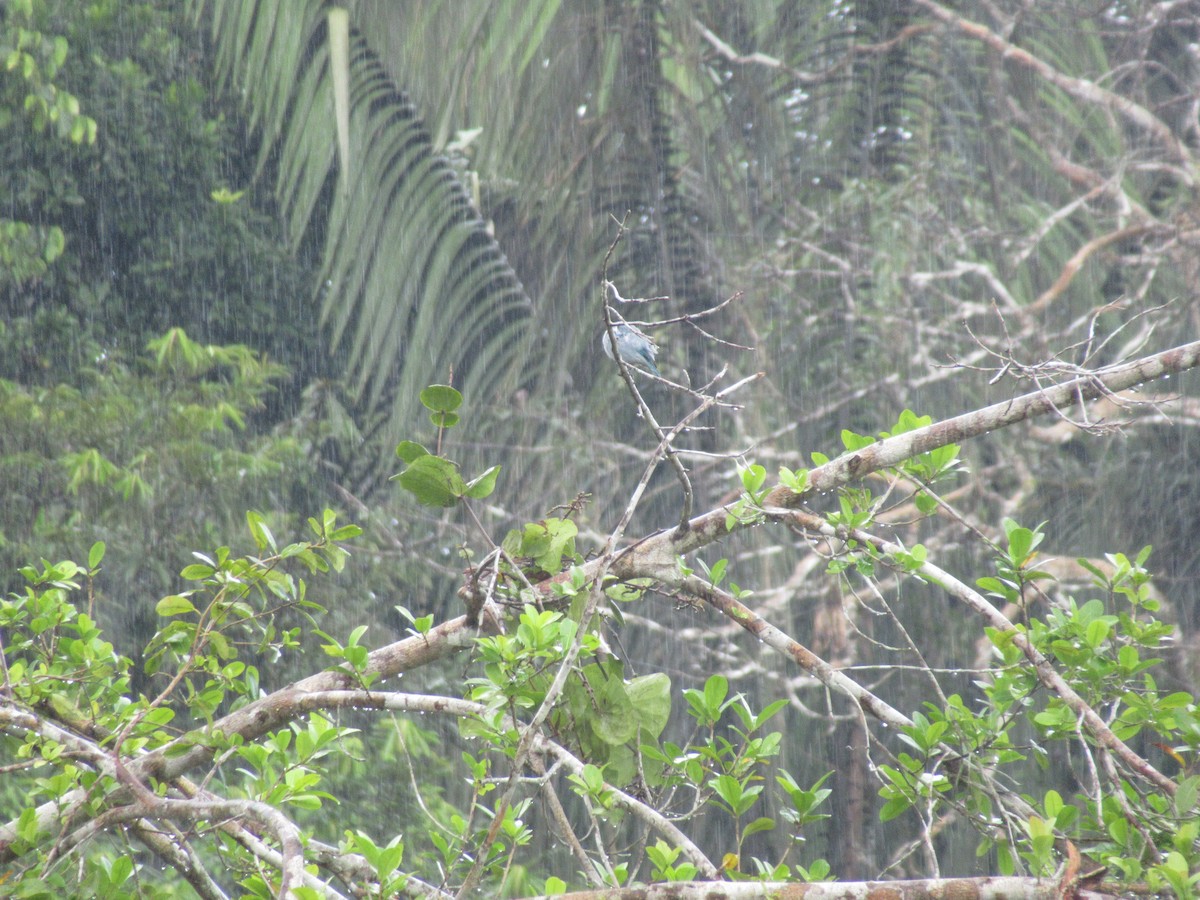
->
(466, 604, 671, 788)
(0, 328, 314, 654)
(503, 518, 579, 577)
(975, 518, 1054, 606)
(879, 410, 962, 484)
(0, 511, 363, 894)
(0, 0, 318, 386)
(341, 831, 409, 896)
(879, 529, 1200, 885)
(235, 712, 349, 811)
(639, 675, 830, 876)
(191, 0, 536, 489)
(0, 217, 65, 286)
(1, 0, 1197, 890)
(392, 386, 501, 508)
(724, 463, 769, 530)
(778, 466, 809, 495)
(0, 1, 92, 295)
(3, 397, 1195, 894)
(419, 383, 463, 430)
(646, 840, 699, 882)
(0, 3, 96, 142)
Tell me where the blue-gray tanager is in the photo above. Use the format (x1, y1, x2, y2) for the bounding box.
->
(602, 321, 660, 376)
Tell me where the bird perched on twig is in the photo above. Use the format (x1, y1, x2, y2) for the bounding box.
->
(602, 321, 660, 376)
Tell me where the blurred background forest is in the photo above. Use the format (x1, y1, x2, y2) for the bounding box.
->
(3, 0, 1199, 884)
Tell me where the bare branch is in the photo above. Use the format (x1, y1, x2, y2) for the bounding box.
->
(912, 0, 1196, 179)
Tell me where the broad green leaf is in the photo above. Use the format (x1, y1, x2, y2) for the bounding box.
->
(627, 673, 672, 738)
(420, 384, 463, 412)
(393, 455, 465, 507)
(156, 595, 197, 616)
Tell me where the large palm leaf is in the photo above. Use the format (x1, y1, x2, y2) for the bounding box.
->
(189, 0, 536, 489)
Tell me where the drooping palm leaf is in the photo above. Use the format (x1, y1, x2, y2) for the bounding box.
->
(189, 0, 534, 489)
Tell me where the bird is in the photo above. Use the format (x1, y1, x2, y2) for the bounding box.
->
(602, 321, 660, 376)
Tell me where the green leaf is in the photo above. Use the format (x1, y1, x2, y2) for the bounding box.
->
(43, 226, 65, 264)
(879, 795, 912, 822)
(393, 455, 466, 507)
(395, 440, 429, 463)
(754, 698, 789, 729)
(841, 429, 875, 451)
(740, 463, 767, 495)
(107, 855, 134, 885)
(246, 510, 277, 553)
(704, 674, 729, 712)
(156, 595, 197, 616)
(330, 523, 363, 541)
(507, 518, 578, 572)
(626, 673, 672, 738)
(420, 384, 463, 412)
(1085, 618, 1110, 648)
(143, 707, 176, 726)
(1007, 526, 1034, 565)
(1043, 790, 1063, 818)
(889, 410, 932, 434)
(87, 541, 106, 569)
(1174, 776, 1199, 818)
(590, 676, 637, 746)
(464, 465, 501, 499)
(712, 773, 744, 809)
(914, 492, 938, 515)
(743, 816, 776, 838)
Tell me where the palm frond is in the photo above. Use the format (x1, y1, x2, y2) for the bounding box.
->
(189, 0, 534, 489)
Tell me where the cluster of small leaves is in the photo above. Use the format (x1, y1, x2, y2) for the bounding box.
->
(146, 509, 359, 696)
(1, 544, 127, 728)
(989, 545, 1200, 887)
(234, 712, 354, 815)
(0, 216, 64, 286)
(879, 410, 962, 512)
(396, 673, 537, 890)
(502, 517, 581, 581)
(0, 848, 161, 900)
(442, 596, 835, 889)
(727, 412, 957, 574)
(460, 606, 618, 890)
(812, 412, 959, 577)
(811, 440, 878, 577)
(467, 605, 671, 787)
(694, 556, 753, 602)
(0, 511, 370, 895)
(876, 709, 954, 825)
(824, 529, 881, 580)
(0, 328, 308, 624)
(0, 0, 97, 143)
(0, 0, 91, 291)
(643, 675, 832, 881)
(429, 791, 535, 894)
(976, 518, 1048, 605)
(393, 386, 500, 508)
(878, 522, 1200, 889)
(824, 411, 962, 524)
(339, 830, 409, 898)
(724, 463, 769, 530)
